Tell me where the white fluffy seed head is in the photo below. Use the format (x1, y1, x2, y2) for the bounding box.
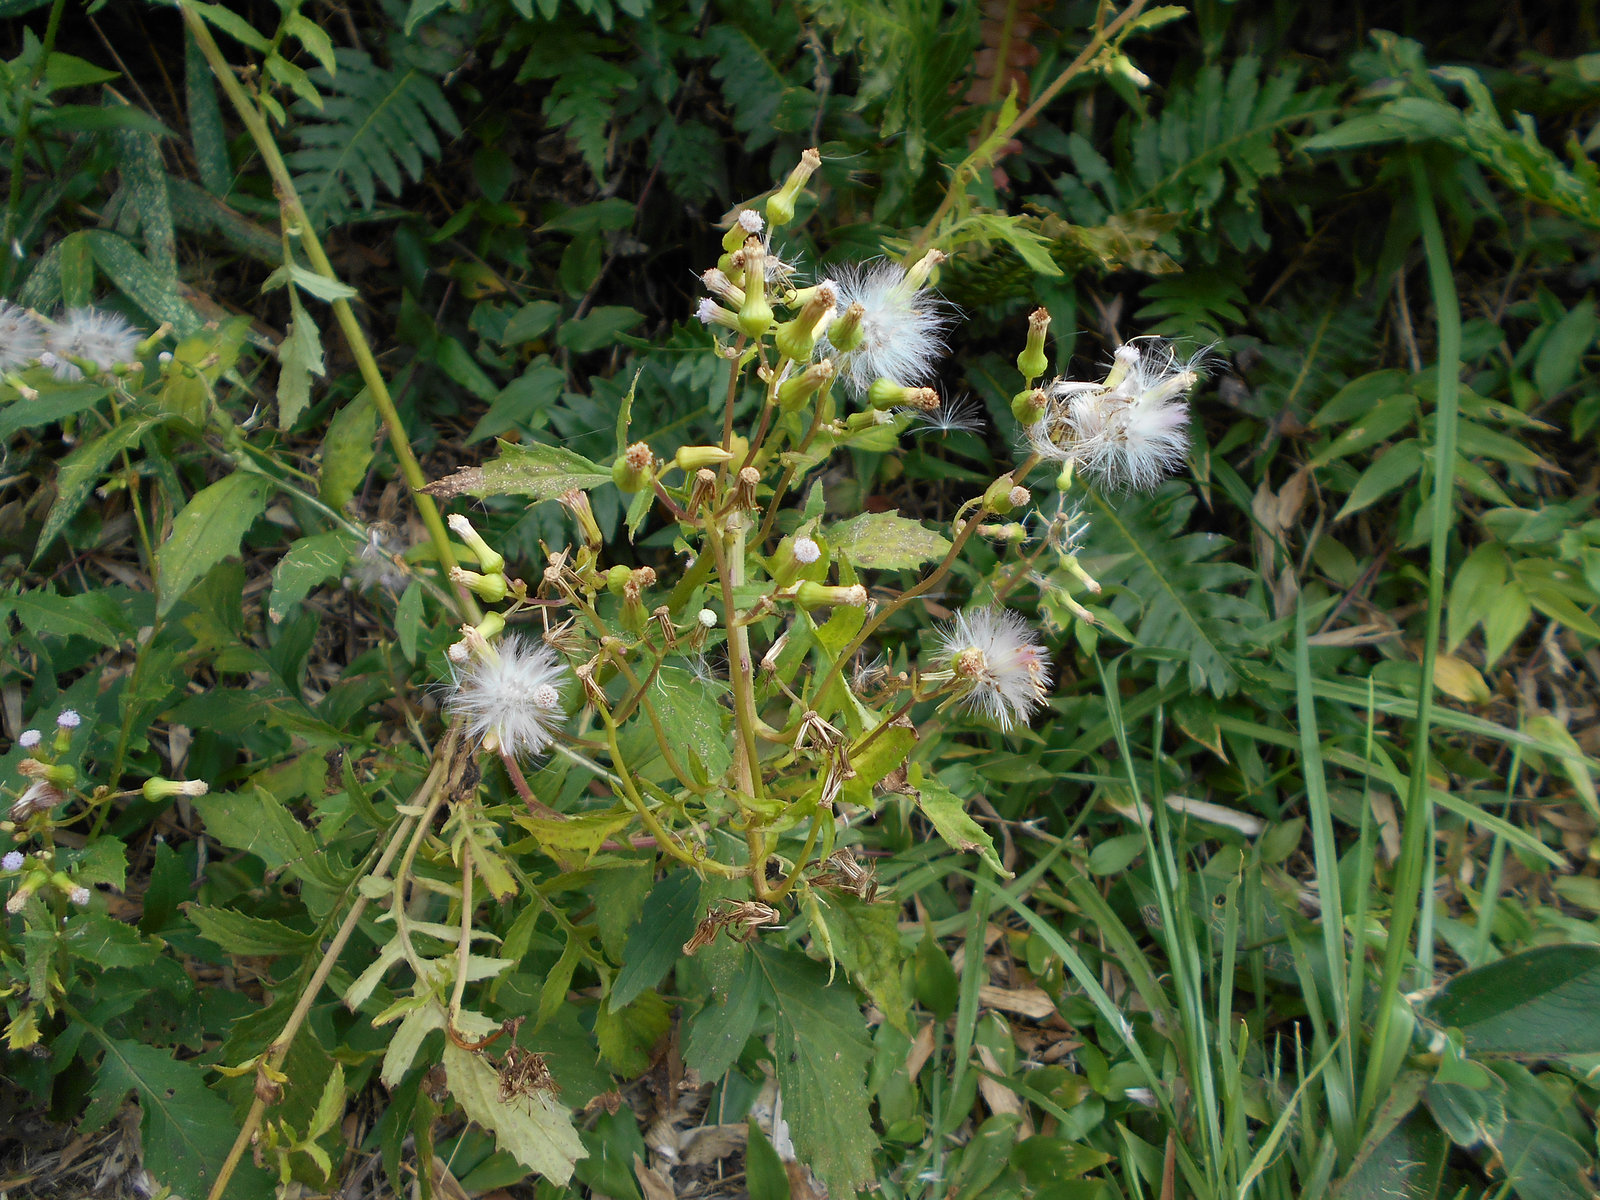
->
(932, 607, 1052, 731)
(820, 260, 953, 396)
(0, 301, 44, 372)
(46, 308, 142, 380)
(447, 634, 570, 759)
(1030, 339, 1202, 492)
(738, 209, 764, 233)
(793, 536, 821, 564)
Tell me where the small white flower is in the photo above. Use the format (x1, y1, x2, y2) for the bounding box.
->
(18, 730, 40, 749)
(820, 254, 953, 396)
(738, 209, 764, 234)
(447, 634, 570, 759)
(697, 608, 718, 628)
(1029, 340, 1203, 492)
(56, 709, 80, 729)
(69, 886, 91, 906)
(2, 851, 23, 872)
(0, 301, 44, 371)
(696, 297, 740, 331)
(792, 536, 821, 565)
(931, 607, 1052, 731)
(45, 307, 142, 381)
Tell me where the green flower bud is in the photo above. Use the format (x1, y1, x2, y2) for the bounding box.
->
(766, 147, 821, 228)
(737, 238, 773, 338)
(674, 444, 735, 472)
(983, 474, 1021, 514)
(795, 581, 868, 611)
(778, 360, 835, 412)
(613, 441, 655, 493)
(450, 567, 509, 603)
(769, 534, 824, 586)
(868, 379, 938, 412)
(606, 565, 632, 596)
(142, 776, 210, 801)
(773, 281, 838, 363)
(474, 611, 507, 641)
(446, 514, 506, 574)
(1017, 307, 1050, 386)
(828, 301, 867, 354)
(1012, 388, 1048, 426)
(722, 210, 763, 253)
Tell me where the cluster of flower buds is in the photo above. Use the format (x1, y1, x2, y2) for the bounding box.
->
(9, 710, 82, 824)
(2, 846, 94, 913)
(0, 301, 156, 387)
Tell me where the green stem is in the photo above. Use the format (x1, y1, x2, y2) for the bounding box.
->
(1, 0, 66, 294)
(1359, 155, 1461, 1124)
(177, 4, 477, 623)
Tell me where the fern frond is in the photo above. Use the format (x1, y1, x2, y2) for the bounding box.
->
(1086, 484, 1266, 696)
(288, 48, 460, 226)
(1061, 57, 1337, 258)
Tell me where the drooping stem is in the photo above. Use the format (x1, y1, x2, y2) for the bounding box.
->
(906, 0, 1151, 258)
(178, 3, 477, 623)
(206, 733, 460, 1200)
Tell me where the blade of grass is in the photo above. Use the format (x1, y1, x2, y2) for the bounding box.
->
(1293, 600, 1357, 1155)
(1358, 153, 1462, 1125)
(1469, 744, 1522, 967)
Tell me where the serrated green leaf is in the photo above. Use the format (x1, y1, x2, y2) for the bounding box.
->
(594, 989, 670, 1077)
(156, 472, 271, 615)
(6, 589, 131, 649)
(909, 764, 1009, 877)
(825, 511, 952, 571)
(823, 895, 909, 1034)
(319, 391, 378, 510)
(751, 944, 875, 1196)
(651, 667, 731, 781)
(277, 290, 325, 430)
(85, 1038, 267, 1198)
(610, 873, 701, 1011)
(684, 952, 763, 1081)
(34, 417, 155, 561)
(442, 1040, 585, 1183)
(186, 905, 315, 956)
(424, 439, 612, 502)
(269, 532, 349, 623)
(191, 787, 341, 888)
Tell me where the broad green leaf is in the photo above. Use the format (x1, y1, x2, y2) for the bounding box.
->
(1426, 945, 1600, 1058)
(396, 581, 424, 661)
(64, 836, 129, 890)
(840, 718, 918, 806)
(191, 787, 341, 889)
(651, 666, 732, 781)
(6, 589, 131, 649)
(63, 913, 162, 969)
(0, 382, 108, 440)
(826, 511, 952, 571)
(909, 765, 1010, 877)
(1497, 1120, 1591, 1200)
(683, 952, 763, 1081)
(189, 1, 271, 50)
(501, 301, 561, 344)
(823, 895, 909, 1034)
(83, 230, 200, 335)
(319, 391, 378, 510)
(752, 944, 875, 1197)
(556, 306, 644, 353)
(269, 532, 349, 623)
(185, 905, 315, 956)
(1334, 439, 1423, 520)
(156, 472, 271, 615)
(34, 417, 156, 560)
(610, 873, 701, 1010)
(277, 289, 325, 430)
(1523, 714, 1598, 820)
(594, 989, 670, 1076)
(84, 1038, 268, 1198)
(1534, 298, 1596, 401)
(512, 811, 633, 871)
(745, 1120, 792, 1200)
(442, 1040, 585, 1183)
(424, 439, 612, 502)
